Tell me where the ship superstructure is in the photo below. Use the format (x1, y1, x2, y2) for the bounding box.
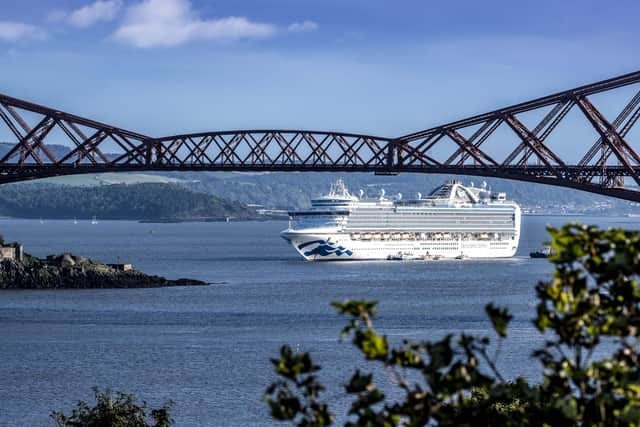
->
(280, 179, 521, 261)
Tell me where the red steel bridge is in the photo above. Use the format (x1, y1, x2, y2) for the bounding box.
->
(1, 70, 640, 201)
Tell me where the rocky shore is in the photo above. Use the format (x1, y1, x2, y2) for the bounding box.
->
(0, 252, 207, 289)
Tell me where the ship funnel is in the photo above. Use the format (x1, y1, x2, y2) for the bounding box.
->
(417, 192, 422, 199)
(359, 189, 364, 199)
(397, 193, 402, 200)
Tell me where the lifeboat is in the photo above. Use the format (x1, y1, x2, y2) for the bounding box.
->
(387, 252, 415, 261)
(362, 233, 372, 240)
(351, 233, 361, 240)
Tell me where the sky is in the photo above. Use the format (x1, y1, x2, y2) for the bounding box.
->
(1, 0, 639, 141)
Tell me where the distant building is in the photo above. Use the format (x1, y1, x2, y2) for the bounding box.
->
(0, 244, 23, 262)
(107, 263, 133, 272)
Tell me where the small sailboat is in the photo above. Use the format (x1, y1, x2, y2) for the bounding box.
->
(73, 217, 78, 224)
(39, 217, 44, 224)
(91, 215, 98, 225)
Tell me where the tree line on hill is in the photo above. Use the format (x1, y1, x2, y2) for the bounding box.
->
(175, 171, 637, 213)
(0, 183, 254, 220)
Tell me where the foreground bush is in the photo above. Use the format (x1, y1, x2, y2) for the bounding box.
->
(51, 388, 173, 427)
(266, 224, 640, 426)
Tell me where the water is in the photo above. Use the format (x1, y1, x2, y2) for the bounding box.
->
(0, 215, 637, 426)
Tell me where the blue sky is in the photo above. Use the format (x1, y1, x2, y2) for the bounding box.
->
(1, 0, 639, 139)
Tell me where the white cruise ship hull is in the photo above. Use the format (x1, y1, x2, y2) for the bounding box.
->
(282, 179, 521, 262)
(282, 230, 518, 261)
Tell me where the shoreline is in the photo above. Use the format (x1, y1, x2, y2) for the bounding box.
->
(0, 217, 289, 223)
(0, 247, 208, 290)
(0, 214, 636, 222)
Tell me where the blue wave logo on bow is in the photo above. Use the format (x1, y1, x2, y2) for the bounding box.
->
(298, 240, 353, 257)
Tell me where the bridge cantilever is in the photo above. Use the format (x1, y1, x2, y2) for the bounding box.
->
(0, 70, 639, 201)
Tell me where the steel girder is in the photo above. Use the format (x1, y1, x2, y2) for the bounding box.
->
(0, 70, 639, 201)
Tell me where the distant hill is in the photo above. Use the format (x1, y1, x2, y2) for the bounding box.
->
(0, 142, 186, 185)
(0, 183, 253, 220)
(172, 171, 639, 214)
(20, 172, 186, 186)
(0, 142, 72, 160)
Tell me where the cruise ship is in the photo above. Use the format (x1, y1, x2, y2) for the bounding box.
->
(280, 179, 521, 261)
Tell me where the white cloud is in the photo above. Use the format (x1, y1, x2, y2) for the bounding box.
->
(113, 0, 276, 48)
(49, 0, 122, 28)
(68, 0, 123, 28)
(0, 21, 47, 42)
(288, 21, 319, 33)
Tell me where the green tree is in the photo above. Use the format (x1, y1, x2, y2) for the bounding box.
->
(0, 183, 252, 220)
(265, 224, 640, 426)
(51, 388, 173, 427)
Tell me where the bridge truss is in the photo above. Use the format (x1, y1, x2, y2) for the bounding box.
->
(0, 70, 639, 201)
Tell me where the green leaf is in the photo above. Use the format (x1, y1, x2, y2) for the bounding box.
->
(485, 304, 512, 338)
(355, 330, 389, 360)
(559, 396, 578, 420)
(332, 300, 378, 318)
(345, 370, 373, 393)
(621, 402, 640, 423)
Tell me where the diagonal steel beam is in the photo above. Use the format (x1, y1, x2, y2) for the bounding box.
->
(575, 94, 640, 186)
(503, 113, 565, 169)
(444, 129, 498, 166)
(579, 89, 640, 166)
(401, 70, 640, 142)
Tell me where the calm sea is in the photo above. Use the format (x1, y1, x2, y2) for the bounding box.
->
(0, 216, 637, 426)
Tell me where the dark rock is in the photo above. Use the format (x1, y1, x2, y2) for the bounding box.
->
(0, 257, 207, 289)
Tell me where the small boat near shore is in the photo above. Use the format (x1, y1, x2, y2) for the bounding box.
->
(530, 245, 553, 258)
(387, 252, 412, 261)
